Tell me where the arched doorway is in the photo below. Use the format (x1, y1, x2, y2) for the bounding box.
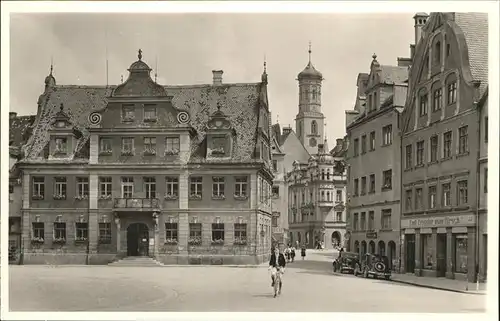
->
(127, 223, 150, 256)
(354, 240, 360, 254)
(369, 240, 375, 254)
(361, 241, 367, 256)
(378, 240, 386, 256)
(331, 231, 341, 247)
(388, 241, 396, 270)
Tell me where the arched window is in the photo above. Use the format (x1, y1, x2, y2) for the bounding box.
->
(327, 169, 331, 180)
(311, 120, 318, 135)
(435, 41, 441, 64)
(312, 89, 317, 100)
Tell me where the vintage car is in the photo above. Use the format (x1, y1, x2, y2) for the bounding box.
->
(354, 253, 391, 280)
(332, 251, 360, 274)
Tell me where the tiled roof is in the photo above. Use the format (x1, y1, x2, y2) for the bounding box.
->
(23, 83, 264, 164)
(9, 115, 36, 148)
(379, 65, 409, 84)
(453, 12, 488, 96)
(330, 137, 348, 158)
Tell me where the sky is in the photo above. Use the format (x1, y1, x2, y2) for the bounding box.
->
(9, 13, 415, 141)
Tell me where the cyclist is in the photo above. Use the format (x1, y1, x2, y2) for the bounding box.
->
(269, 246, 286, 287)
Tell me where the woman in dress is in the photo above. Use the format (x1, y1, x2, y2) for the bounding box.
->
(301, 245, 306, 260)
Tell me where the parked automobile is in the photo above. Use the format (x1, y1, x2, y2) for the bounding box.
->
(354, 253, 391, 280)
(332, 251, 360, 274)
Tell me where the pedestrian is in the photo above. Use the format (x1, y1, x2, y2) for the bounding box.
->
(291, 246, 296, 262)
(301, 245, 306, 260)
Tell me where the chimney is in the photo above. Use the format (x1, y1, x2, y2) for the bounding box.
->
(336, 138, 343, 146)
(413, 13, 429, 46)
(212, 70, 223, 86)
(9, 112, 17, 119)
(397, 57, 412, 68)
(282, 126, 292, 135)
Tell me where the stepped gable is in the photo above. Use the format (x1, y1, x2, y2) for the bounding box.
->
(23, 82, 263, 164)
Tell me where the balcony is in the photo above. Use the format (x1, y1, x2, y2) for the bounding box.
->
(113, 198, 160, 211)
(317, 199, 334, 208)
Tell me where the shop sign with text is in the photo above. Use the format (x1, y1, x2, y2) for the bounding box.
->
(401, 214, 475, 229)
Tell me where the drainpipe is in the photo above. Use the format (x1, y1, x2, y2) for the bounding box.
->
(398, 110, 404, 274)
(474, 99, 481, 287)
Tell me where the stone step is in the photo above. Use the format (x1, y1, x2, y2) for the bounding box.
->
(108, 256, 164, 267)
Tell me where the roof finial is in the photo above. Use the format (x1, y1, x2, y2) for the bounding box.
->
(138, 48, 142, 61)
(50, 56, 54, 75)
(264, 54, 267, 73)
(155, 55, 158, 83)
(308, 41, 312, 63)
(372, 53, 377, 60)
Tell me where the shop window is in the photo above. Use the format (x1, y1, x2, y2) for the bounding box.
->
(421, 234, 434, 269)
(454, 235, 468, 273)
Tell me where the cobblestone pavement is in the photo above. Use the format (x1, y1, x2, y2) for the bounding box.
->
(8, 251, 486, 312)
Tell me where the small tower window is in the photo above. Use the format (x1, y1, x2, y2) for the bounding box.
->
(311, 120, 318, 135)
(435, 41, 441, 63)
(312, 89, 317, 99)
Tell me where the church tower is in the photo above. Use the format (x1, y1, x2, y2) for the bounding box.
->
(295, 42, 325, 155)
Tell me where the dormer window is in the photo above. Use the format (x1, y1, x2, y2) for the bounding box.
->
(54, 137, 68, 154)
(144, 104, 157, 122)
(121, 104, 135, 122)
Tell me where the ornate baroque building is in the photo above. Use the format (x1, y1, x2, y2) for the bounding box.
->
(400, 13, 488, 282)
(287, 138, 348, 249)
(16, 50, 275, 265)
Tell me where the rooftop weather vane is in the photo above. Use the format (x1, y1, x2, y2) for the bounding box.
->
(308, 41, 312, 62)
(50, 56, 54, 74)
(138, 49, 142, 61)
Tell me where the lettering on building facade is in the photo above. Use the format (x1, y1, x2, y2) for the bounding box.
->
(401, 214, 475, 229)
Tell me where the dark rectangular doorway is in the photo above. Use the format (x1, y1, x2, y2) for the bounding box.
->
(126, 223, 150, 257)
(436, 233, 447, 277)
(405, 234, 415, 273)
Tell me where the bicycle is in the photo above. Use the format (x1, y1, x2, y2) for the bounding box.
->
(272, 267, 284, 298)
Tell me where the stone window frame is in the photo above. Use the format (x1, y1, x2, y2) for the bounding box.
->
(234, 176, 248, 198)
(54, 136, 68, 154)
(369, 174, 376, 194)
(382, 124, 393, 146)
(431, 82, 443, 112)
(234, 223, 248, 243)
(165, 136, 180, 155)
(405, 144, 413, 169)
(458, 125, 469, 155)
(441, 182, 452, 207)
(429, 135, 439, 163)
(428, 185, 438, 209)
(143, 104, 157, 122)
(415, 187, 424, 210)
(353, 213, 359, 231)
(212, 176, 225, 198)
(405, 189, 413, 211)
(368, 211, 375, 230)
(53, 222, 67, 241)
(416, 140, 425, 166)
(32, 176, 45, 200)
(75, 222, 88, 242)
(121, 137, 135, 155)
(121, 176, 134, 198)
(99, 137, 113, 155)
(353, 178, 359, 196)
(143, 137, 157, 155)
(382, 169, 392, 190)
(353, 138, 360, 156)
(311, 120, 318, 135)
(361, 134, 367, 154)
(121, 104, 135, 122)
(457, 179, 468, 205)
(360, 212, 366, 231)
(443, 131, 453, 159)
(360, 176, 367, 195)
(381, 209, 392, 230)
(99, 177, 112, 198)
(144, 177, 157, 199)
(75, 177, 89, 199)
(369, 131, 376, 151)
(98, 222, 112, 244)
(32, 222, 45, 241)
(53, 177, 67, 200)
(189, 176, 202, 198)
(418, 88, 429, 117)
(211, 222, 225, 242)
(165, 222, 179, 242)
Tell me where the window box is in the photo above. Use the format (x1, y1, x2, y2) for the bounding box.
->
(99, 150, 112, 156)
(212, 195, 226, 200)
(164, 239, 178, 245)
(121, 150, 135, 156)
(188, 238, 202, 246)
(99, 194, 112, 200)
(165, 149, 180, 156)
(31, 237, 44, 245)
(143, 117, 157, 123)
(98, 238, 111, 245)
(53, 149, 67, 156)
(74, 195, 89, 201)
(53, 237, 66, 245)
(211, 239, 225, 245)
(234, 194, 248, 201)
(143, 149, 157, 156)
(32, 195, 44, 200)
(75, 237, 88, 244)
(53, 194, 66, 200)
(122, 116, 135, 123)
(164, 193, 179, 200)
(233, 238, 247, 245)
(189, 194, 202, 200)
(210, 147, 225, 156)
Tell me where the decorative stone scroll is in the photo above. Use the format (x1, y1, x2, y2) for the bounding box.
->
(88, 112, 102, 125)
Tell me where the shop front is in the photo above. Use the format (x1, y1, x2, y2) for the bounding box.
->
(400, 213, 478, 281)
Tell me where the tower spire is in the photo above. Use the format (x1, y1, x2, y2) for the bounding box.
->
(261, 53, 268, 84)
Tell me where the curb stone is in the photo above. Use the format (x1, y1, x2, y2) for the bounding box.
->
(390, 278, 487, 295)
